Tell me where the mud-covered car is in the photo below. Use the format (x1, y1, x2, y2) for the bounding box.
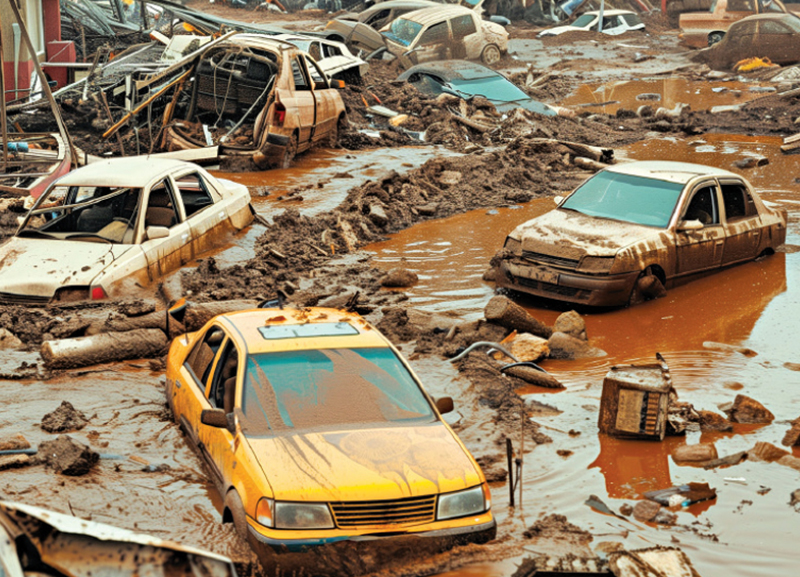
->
(0, 158, 252, 305)
(679, 0, 788, 47)
(496, 161, 787, 307)
(166, 307, 495, 573)
(382, 5, 508, 66)
(272, 33, 368, 84)
(700, 13, 800, 69)
(322, 0, 441, 52)
(537, 9, 645, 37)
(161, 33, 347, 170)
(0, 501, 237, 577)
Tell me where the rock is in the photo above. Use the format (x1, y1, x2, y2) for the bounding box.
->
(747, 441, 790, 463)
(380, 268, 419, 288)
(703, 341, 757, 356)
(368, 204, 388, 227)
(723, 394, 774, 424)
(500, 333, 549, 363)
(438, 170, 463, 186)
(790, 489, 800, 507)
(0, 328, 23, 350)
(782, 418, 800, 447)
(595, 541, 626, 554)
(619, 503, 633, 516)
(672, 443, 718, 463)
(698, 410, 733, 432)
(636, 105, 654, 117)
(0, 433, 31, 451)
(548, 331, 605, 360)
(417, 203, 438, 216)
(703, 451, 747, 469)
(733, 156, 768, 169)
(41, 401, 89, 433)
(553, 310, 587, 341)
(482, 267, 497, 282)
(0, 454, 32, 471)
(653, 509, 677, 525)
(633, 500, 661, 522)
(38, 435, 98, 476)
(777, 455, 800, 472)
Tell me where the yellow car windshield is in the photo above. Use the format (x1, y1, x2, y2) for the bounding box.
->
(240, 348, 435, 435)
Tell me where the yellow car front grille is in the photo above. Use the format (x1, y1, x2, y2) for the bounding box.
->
(330, 495, 437, 528)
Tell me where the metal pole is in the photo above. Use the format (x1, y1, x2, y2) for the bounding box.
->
(598, 0, 605, 33)
(506, 437, 514, 507)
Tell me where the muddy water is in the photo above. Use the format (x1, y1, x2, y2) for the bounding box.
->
(369, 136, 800, 576)
(560, 78, 770, 114)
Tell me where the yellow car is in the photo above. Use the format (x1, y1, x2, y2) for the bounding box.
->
(166, 307, 495, 571)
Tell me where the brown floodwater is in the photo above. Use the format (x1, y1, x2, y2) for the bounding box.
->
(560, 78, 771, 115)
(368, 135, 800, 576)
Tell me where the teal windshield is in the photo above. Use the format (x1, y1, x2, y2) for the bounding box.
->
(561, 171, 684, 228)
(383, 19, 423, 46)
(449, 76, 529, 102)
(241, 348, 434, 435)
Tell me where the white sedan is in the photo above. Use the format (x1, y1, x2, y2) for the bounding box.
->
(272, 33, 368, 84)
(537, 10, 645, 37)
(0, 157, 253, 304)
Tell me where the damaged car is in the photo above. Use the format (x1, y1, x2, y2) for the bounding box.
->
(537, 9, 645, 37)
(679, 0, 789, 47)
(496, 161, 787, 307)
(272, 33, 368, 84)
(161, 34, 347, 170)
(398, 60, 556, 115)
(322, 0, 442, 52)
(0, 500, 237, 577)
(382, 5, 508, 66)
(0, 158, 252, 305)
(166, 306, 495, 573)
(700, 13, 800, 69)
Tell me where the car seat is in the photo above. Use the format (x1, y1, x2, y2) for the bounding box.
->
(145, 187, 177, 229)
(220, 355, 238, 414)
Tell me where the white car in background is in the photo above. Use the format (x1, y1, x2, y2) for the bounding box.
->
(537, 9, 645, 37)
(0, 158, 253, 305)
(272, 33, 368, 84)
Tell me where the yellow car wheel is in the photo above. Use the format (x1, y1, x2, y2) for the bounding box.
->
(224, 490, 248, 541)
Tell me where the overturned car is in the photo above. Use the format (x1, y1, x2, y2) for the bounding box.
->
(496, 161, 787, 307)
(161, 34, 347, 170)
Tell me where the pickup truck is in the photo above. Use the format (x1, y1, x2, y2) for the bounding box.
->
(679, 0, 788, 47)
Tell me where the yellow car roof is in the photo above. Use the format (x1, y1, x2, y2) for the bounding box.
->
(218, 307, 389, 354)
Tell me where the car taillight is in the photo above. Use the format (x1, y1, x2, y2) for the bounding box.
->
(274, 103, 286, 126)
(91, 286, 107, 300)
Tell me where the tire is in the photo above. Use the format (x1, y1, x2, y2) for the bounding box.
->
(328, 115, 345, 148)
(224, 490, 248, 541)
(281, 133, 298, 169)
(481, 44, 502, 65)
(708, 32, 724, 46)
(629, 266, 666, 306)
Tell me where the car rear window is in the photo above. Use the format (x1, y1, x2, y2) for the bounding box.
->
(561, 171, 684, 228)
(240, 348, 435, 435)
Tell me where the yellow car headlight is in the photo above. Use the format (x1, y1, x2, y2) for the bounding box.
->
(579, 256, 615, 273)
(437, 486, 487, 521)
(275, 502, 334, 530)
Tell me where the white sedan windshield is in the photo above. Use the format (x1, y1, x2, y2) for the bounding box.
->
(561, 171, 684, 228)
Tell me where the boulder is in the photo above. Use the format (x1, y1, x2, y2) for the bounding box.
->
(0, 454, 32, 471)
(747, 441, 790, 463)
(38, 435, 98, 476)
(548, 331, 606, 360)
(722, 395, 774, 424)
(0, 328, 23, 350)
(698, 410, 733, 432)
(553, 310, 587, 341)
(380, 268, 419, 288)
(672, 443, 718, 463)
(500, 333, 549, 363)
(632, 500, 661, 522)
(0, 433, 30, 451)
(41, 401, 89, 433)
(781, 418, 800, 447)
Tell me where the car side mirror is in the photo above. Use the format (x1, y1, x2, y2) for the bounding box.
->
(553, 195, 564, 205)
(201, 408, 236, 434)
(678, 219, 704, 231)
(330, 79, 345, 89)
(145, 226, 169, 240)
(436, 396, 454, 415)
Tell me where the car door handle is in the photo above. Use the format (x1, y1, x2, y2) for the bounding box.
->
(175, 380, 182, 388)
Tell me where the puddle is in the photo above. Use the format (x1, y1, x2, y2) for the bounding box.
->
(369, 135, 800, 576)
(213, 146, 459, 220)
(560, 78, 769, 114)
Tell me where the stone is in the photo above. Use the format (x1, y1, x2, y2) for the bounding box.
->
(777, 455, 800, 472)
(553, 310, 587, 341)
(790, 489, 800, 506)
(723, 395, 774, 424)
(380, 268, 419, 288)
(672, 443, 718, 463)
(548, 331, 605, 360)
(368, 204, 388, 227)
(501, 333, 549, 363)
(0, 328, 23, 350)
(781, 418, 800, 447)
(698, 410, 733, 432)
(38, 435, 98, 476)
(438, 170, 463, 186)
(0, 454, 31, 471)
(747, 442, 790, 463)
(619, 503, 633, 516)
(0, 433, 31, 452)
(482, 268, 497, 282)
(41, 401, 89, 433)
(632, 500, 661, 522)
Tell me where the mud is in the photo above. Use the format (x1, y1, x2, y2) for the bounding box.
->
(41, 401, 90, 433)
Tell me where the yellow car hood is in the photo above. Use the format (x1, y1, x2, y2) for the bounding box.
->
(246, 423, 482, 502)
